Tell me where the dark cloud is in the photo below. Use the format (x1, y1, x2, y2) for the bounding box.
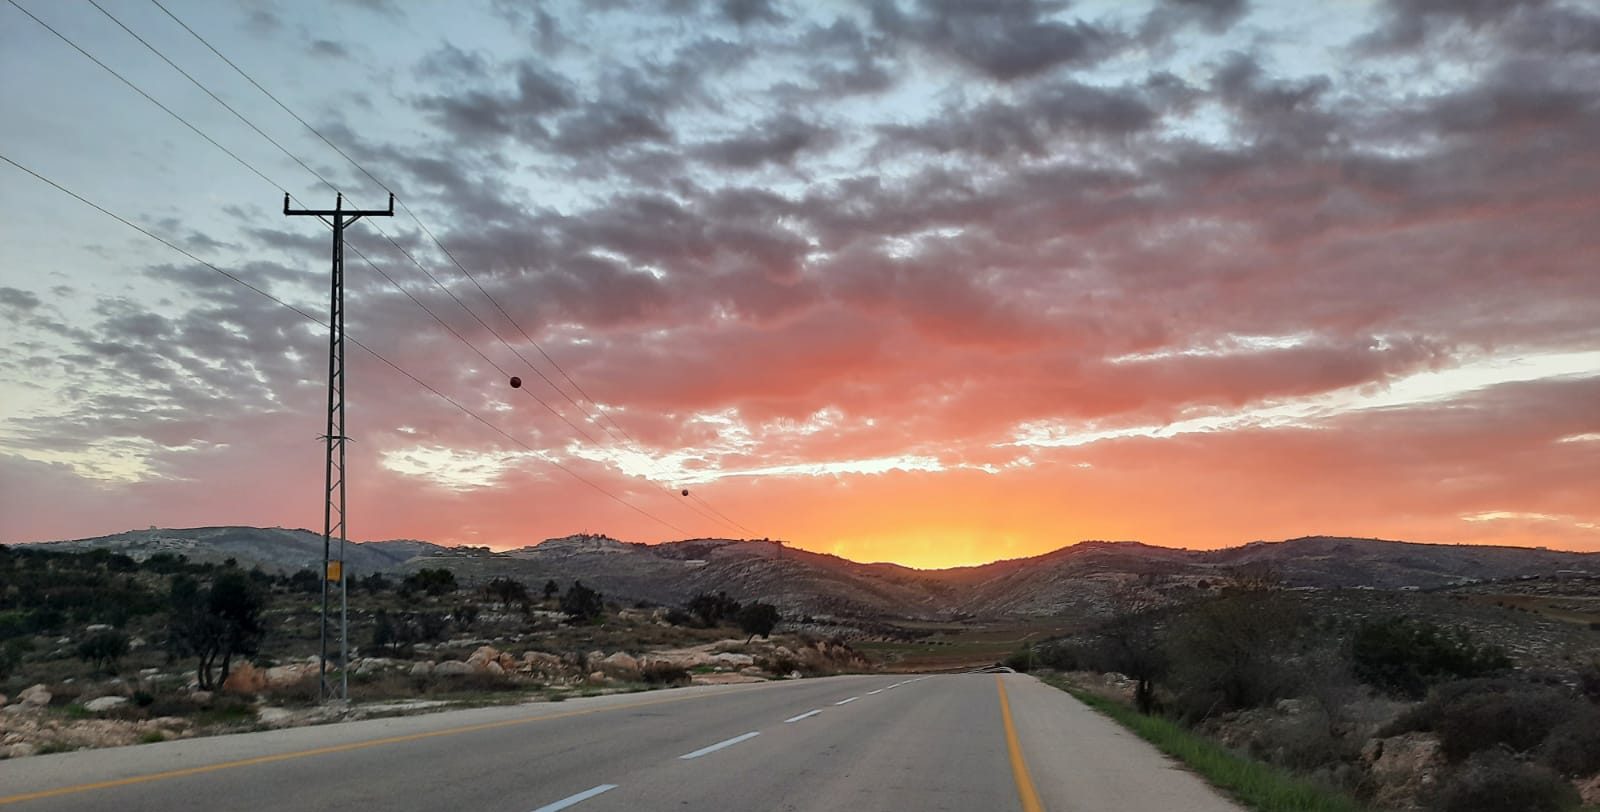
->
(0, 287, 41, 311)
(693, 113, 832, 168)
(308, 39, 350, 60)
(721, 0, 785, 26)
(876, 79, 1159, 159)
(1358, 0, 1554, 52)
(871, 0, 1123, 81)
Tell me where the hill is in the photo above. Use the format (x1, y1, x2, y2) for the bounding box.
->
(22, 528, 1599, 621)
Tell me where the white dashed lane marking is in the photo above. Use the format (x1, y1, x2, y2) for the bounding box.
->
(784, 710, 822, 723)
(834, 696, 859, 706)
(680, 731, 761, 760)
(531, 784, 617, 812)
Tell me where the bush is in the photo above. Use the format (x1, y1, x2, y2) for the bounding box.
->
(1434, 686, 1575, 762)
(1431, 751, 1578, 812)
(1540, 713, 1600, 777)
(1168, 592, 1300, 718)
(664, 608, 693, 626)
(77, 629, 130, 673)
(687, 592, 742, 628)
(1352, 617, 1511, 699)
(560, 581, 604, 622)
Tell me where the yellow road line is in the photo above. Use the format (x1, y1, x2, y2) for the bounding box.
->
(996, 675, 1045, 812)
(0, 686, 760, 807)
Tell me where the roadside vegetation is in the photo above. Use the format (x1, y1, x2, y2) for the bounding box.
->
(0, 544, 861, 759)
(1014, 570, 1600, 812)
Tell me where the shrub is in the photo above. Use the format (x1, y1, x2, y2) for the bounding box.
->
(560, 581, 604, 622)
(1434, 686, 1574, 762)
(1352, 617, 1511, 699)
(77, 629, 130, 673)
(1539, 713, 1600, 777)
(1431, 751, 1578, 812)
(664, 608, 693, 626)
(687, 592, 742, 628)
(737, 602, 780, 642)
(1168, 592, 1300, 718)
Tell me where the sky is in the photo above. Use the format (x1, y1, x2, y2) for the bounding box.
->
(0, 0, 1597, 569)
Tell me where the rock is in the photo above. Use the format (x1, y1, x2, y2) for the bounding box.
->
(4, 743, 38, 759)
(0, 694, 7, 708)
(599, 652, 640, 680)
(586, 671, 610, 686)
(739, 666, 766, 677)
(263, 664, 316, 688)
(433, 660, 474, 677)
(1363, 733, 1445, 810)
(484, 661, 506, 676)
(1578, 773, 1600, 806)
(128, 637, 146, 650)
(711, 653, 754, 668)
(85, 623, 113, 633)
(84, 696, 128, 713)
(152, 716, 190, 731)
(19, 685, 51, 708)
(1275, 698, 1307, 715)
(410, 661, 434, 677)
(256, 707, 296, 726)
(521, 651, 564, 676)
(466, 646, 502, 671)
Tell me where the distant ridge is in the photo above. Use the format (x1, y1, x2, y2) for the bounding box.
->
(22, 528, 1597, 621)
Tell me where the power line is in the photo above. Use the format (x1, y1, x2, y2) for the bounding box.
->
(15, 0, 730, 530)
(22, 0, 750, 537)
(9, 1, 731, 538)
(143, 0, 757, 537)
(0, 151, 690, 537)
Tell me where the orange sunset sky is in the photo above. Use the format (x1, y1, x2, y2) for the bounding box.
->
(1, 0, 1597, 569)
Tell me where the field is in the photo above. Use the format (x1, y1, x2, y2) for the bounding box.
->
(855, 617, 1081, 672)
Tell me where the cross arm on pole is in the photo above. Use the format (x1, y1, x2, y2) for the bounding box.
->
(283, 191, 394, 218)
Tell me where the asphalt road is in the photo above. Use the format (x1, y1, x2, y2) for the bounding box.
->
(0, 674, 1243, 811)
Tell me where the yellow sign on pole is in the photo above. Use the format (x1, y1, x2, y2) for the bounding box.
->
(326, 560, 343, 582)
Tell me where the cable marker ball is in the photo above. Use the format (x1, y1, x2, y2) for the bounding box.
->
(509, 376, 522, 388)
(681, 489, 689, 496)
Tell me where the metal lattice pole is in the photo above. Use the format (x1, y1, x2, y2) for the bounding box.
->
(285, 192, 393, 702)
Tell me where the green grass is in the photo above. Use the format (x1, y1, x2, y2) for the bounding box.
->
(1038, 675, 1369, 812)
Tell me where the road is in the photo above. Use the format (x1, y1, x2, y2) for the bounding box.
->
(0, 674, 1243, 811)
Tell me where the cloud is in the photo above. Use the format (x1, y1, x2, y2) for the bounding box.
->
(871, 0, 1124, 81)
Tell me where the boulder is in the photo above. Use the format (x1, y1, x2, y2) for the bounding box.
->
(1578, 773, 1600, 807)
(586, 671, 610, 686)
(4, 743, 38, 759)
(85, 624, 113, 633)
(84, 696, 129, 713)
(433, 660, 474, 677)
(1363, 733, 1445, 810)
(264, 664, 313, 689)
(484, 661, 506, 677)
(19, 685, 51, 708)
(466, 646, 502, 671)
(521, 651, 564, 676)
(0, 694, 7, 708)
(257, 707, 296, 727)
(599, 652, 640, 680)
(410, 661, 434, 677)
(189, 691, 213, 704)
(711, 653, 754, 668)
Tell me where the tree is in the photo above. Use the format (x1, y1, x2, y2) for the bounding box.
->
(485, 577, 529, 610)
(560, 581, 604, 622)
(542, 579, 560, 603)
(371, 609, 397, 655)
(168, 571, 265, 690)
(402, 568, 457, 597)
(77, 629, 130, 674)
(687, 591, 742, 628)
(1352, 617, 1511, 699)
(738, 602, 780, 643)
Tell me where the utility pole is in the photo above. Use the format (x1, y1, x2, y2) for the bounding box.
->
(284, 192, 393, 703)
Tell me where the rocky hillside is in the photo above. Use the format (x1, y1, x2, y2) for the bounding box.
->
(23, 528, 1598, 621)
